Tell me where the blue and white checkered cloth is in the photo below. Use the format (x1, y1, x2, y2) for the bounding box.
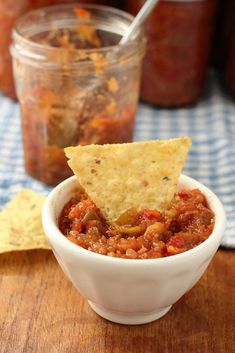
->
(0, 74, 234, 248)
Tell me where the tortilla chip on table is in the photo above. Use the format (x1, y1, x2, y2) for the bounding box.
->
(0, 189, 50, 253)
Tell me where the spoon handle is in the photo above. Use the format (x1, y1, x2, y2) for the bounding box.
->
(120, 0, 160, 45)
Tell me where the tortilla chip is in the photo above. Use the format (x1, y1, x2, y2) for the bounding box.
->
(65, 137, 191, 221)
(0, 189, 50, 253)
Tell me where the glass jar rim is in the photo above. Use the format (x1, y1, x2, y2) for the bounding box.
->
(11, 3, 145, 70)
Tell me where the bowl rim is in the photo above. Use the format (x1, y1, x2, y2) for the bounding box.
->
(42, 174, 226, 267)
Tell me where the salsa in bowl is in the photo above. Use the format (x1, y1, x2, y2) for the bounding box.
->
(58, 186, 215, 259)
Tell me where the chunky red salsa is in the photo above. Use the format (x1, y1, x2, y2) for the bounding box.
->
(59, 188, 215, 259)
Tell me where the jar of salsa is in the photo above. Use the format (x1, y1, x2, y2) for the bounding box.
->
(11, 4, 145, 185)
(0, 0, 119, 99)
(126, 0, 216, 107)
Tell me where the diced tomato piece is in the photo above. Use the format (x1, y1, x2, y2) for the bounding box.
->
(178, 190, 189, 199)
(166, 234, 187, 256)
(167, 234, 186, 249)
(139, 209, 162, 222)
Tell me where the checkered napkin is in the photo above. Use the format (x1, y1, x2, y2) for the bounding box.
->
(0, 75, 234, 248)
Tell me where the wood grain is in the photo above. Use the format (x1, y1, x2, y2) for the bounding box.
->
(0, 249, 234, 353)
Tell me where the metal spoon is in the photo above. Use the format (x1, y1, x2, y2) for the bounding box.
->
(120, 0, 160, 45)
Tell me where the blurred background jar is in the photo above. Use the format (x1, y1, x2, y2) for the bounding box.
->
(0, 0, 120, 99)
(11, 4, 145, 185)
(125, 0, 217, 107)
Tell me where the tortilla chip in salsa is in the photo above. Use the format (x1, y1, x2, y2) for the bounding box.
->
(65, 137, 191, 221)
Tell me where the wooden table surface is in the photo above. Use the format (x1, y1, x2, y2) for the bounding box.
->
(0, 249, 234, 353)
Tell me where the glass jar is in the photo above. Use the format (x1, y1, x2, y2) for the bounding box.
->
(11, 4, 145, 185)
(126, 0, 217, 107)
(0, 0, 119, 99)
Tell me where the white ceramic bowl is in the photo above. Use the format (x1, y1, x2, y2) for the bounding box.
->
(42, 174, 226, 325)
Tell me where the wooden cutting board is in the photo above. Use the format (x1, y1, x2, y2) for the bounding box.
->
(0, 249, 234, 353)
